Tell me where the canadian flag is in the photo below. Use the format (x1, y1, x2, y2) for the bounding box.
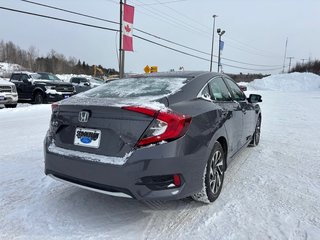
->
(122, 3, 134, 51)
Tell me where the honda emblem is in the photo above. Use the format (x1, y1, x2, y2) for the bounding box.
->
(78, 111, 89, 123)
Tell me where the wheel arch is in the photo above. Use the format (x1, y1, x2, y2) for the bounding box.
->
(32, 88, 45, 101)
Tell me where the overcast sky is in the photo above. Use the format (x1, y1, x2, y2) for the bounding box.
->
(0, 0, 319, 74)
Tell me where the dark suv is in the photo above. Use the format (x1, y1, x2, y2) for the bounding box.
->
(10, 72, 76, 104)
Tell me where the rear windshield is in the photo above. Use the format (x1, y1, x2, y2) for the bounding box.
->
(82, 77, 187, 98)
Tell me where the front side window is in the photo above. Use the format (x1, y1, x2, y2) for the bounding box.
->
(224, 78, 246, 101)
(71, 78, 80, 84)
(20, 74, 29, 82)
(208, 77, 232, 101)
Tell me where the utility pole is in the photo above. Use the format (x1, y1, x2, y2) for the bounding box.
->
(282, 37, 288, 73)
(301, 58, 307, 64)
(119, 0, 126, 78)
(209, 15, 218, 72)
(287, 57, 294, 73)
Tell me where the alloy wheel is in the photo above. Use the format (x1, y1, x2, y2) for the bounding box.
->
(209, 150, 224, 194)
(255, 117, 261, 145)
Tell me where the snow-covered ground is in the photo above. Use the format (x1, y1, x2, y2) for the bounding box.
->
(1, 73, 320, 239)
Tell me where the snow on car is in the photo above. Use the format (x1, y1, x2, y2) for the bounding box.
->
(0, 72, 319, 239)
(0, 77, 18, 108)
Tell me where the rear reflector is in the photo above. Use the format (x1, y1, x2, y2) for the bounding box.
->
(122, 106, 191, 147)
(173, 174, 181, 187)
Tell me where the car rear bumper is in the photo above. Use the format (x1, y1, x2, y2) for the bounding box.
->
(44, 134, 207, 201)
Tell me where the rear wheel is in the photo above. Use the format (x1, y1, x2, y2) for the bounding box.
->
(4, 103, 17, 108)
(249, 116, 261, 147)
(192, 142, 225, 203)
(34, 92, 44, 104)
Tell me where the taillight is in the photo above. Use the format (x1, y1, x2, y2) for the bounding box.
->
(51, 102, 59, 112)
(122, 106, 192, 147)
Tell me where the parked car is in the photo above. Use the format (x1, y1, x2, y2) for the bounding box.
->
(10, 72, 75, 104)
(88, 77, 105, 87)
(0, 78, 18, 108)
(70, 77, 104, 93)
(44, 71, 262, 203)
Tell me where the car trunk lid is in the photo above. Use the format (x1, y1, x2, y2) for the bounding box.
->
(52, 101, 158, 158)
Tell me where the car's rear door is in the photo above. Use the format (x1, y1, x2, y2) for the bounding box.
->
(223, 77, 256, 146)
(208, 77, 243, 157)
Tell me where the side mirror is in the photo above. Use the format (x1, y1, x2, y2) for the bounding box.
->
(84, 82, 90, 86)
(248, 94, 262, 103)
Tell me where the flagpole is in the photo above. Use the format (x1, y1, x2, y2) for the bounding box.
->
(121, 0, 126, 78)
(119, 0, 124, 78)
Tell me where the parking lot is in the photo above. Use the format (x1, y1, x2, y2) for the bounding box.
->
(1, 90, 320, 239)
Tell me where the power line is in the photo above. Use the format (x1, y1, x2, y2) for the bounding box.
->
(134, 35, 284, 71)
(21, 0, 118, 25)
(153, 0, 209, 32)
(134, 0, 280, 58)
(20, 0, 282, 68)
(132, 0, 211, 38)
(0, 6, 118, 32)
(0, 5, 283, 72)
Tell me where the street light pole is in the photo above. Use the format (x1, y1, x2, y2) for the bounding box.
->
(217, 28, 225, 73)
(209, 15, 218, 72)
(287, 56, 294, 73)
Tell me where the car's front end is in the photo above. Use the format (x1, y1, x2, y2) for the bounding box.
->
(31, 72, 76, 102)
(0, 79, 18, 107)
(44, 83, 76, 102)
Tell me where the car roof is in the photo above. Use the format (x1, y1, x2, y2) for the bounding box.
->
(12, 71, 35, 75)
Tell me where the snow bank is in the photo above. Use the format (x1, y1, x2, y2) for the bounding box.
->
(249, 72, 320, 91)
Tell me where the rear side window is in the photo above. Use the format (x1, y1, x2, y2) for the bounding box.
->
(224, 78, 246, 101)
(82, 77, 188, 98)
(11, 74, 21, 81)
(208, 77, 232, 101)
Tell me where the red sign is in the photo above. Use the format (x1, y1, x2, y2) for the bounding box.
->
(122, 4, 134, 51)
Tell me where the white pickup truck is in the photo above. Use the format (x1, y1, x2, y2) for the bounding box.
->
(0, 78, 18, 108)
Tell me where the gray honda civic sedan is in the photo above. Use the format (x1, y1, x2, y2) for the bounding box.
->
(44, 71, 262, 203)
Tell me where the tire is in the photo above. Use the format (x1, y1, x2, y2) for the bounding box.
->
(34, 92, 44, 104)
(192, 142, 225, 203)
(4, 103, 17, 108)
(249, 116, 261, 147)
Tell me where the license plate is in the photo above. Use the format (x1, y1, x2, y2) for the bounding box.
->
(64, 95, 70, 99)
(74, 128, 101, 148)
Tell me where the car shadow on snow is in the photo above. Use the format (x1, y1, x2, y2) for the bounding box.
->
(38, 183, 207, 230)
